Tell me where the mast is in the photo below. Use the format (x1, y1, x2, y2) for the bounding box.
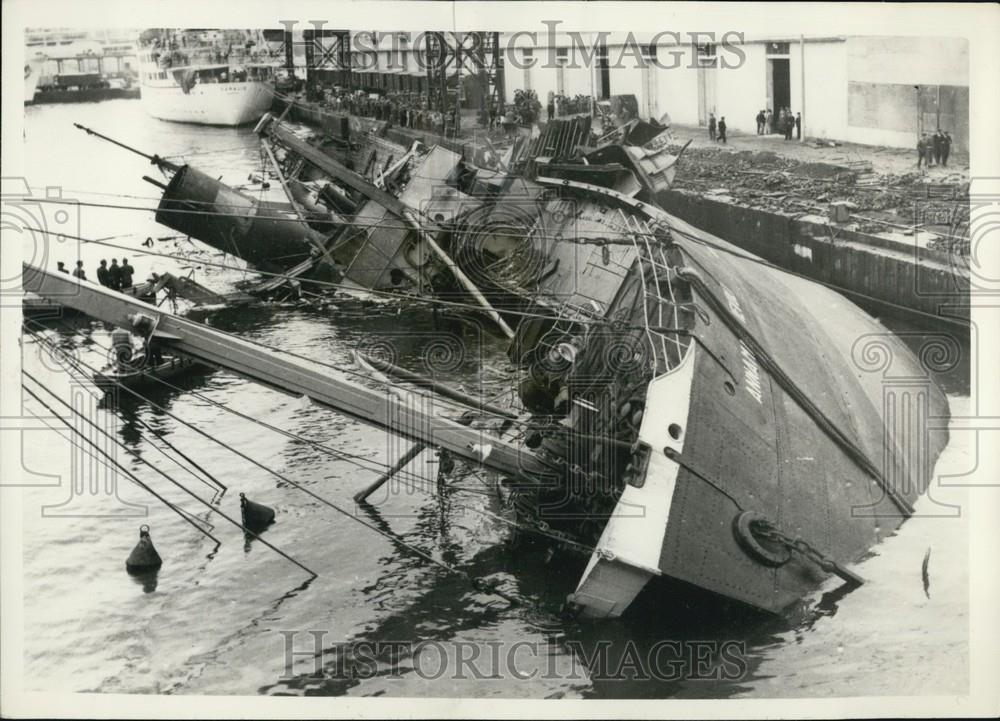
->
(22, 262, 551, 484)
(73, 123, 179, 172)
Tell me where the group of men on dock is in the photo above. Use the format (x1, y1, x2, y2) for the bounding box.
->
(917, 129, 953, 168)
(707, 108, 801, 144)
(755, 108, 801, 140)
(56, 258, 135, 290)
(323, 88, 457, 136)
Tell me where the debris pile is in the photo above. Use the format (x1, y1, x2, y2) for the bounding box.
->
(669, 145, 970, 245)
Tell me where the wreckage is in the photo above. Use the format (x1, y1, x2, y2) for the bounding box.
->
(27, 116, 949, 619)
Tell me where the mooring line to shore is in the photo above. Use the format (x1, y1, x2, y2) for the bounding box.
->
(27, 319, 396, 481)
(22, 368, 321, 579)
(41, 329, 227, 500)
(26, 208, 961, 332)
(20, 380, 223, 548)
(46, 319, 490, 482)
(23, 367, 222, 514)
(23, 326, 521, 606)
(25, 194, 672, 243)
(24, 224, 611, 327)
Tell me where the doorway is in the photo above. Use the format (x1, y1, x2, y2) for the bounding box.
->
(767, 58, 790, 116)
(597, 57, 610, 100)
(697, 65, 717, 125)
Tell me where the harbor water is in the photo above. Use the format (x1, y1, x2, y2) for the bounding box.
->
(18, 99, 970, 698)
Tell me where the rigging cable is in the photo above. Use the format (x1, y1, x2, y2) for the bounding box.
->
(22, 368, 319, 577)
(21, 380, 222, 547)
(22, 325, 519, 605)
(51, 319, 509, 473)
(24, 225, 613, 327)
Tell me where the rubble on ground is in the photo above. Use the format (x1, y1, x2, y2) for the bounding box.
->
(668, 145, 969, 242)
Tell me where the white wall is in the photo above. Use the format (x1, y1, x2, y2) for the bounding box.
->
(843, 36, 968, 148)
(714, 45, 768, 135)
(504, 43, 596, 105)
(656, 63, 700, 126)
(847, 36, 968, 86)
(799, 41, 848, 142)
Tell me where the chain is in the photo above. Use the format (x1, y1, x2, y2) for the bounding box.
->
(503, 491, 600, 557)
(754, 521, 865, 588)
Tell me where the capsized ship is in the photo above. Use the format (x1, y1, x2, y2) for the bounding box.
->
(51, 116, 949, 620)
(136, 29, 277, 126)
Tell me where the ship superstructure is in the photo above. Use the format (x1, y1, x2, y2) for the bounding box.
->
(136, 29, 277, 126)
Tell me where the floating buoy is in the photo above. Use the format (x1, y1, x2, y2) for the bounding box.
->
(125, 524, 162, 574)
(240, 493, 275, 533)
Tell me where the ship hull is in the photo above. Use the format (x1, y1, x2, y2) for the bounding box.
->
(564, 207, 951, 618)
(33, 87, 140, 105)
(140, 80, 274, 126)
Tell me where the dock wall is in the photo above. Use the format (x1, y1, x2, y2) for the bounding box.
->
(657, 189, 970, 333)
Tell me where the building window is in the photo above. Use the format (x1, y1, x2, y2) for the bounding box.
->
(766, 42, 790, 55)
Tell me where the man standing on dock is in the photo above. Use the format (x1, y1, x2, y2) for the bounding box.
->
(96, 260, 110, 287)
(718, 116, 727, 143)
(708, 113, 717, 141)
(108, 258, 122, 291)
(756, 109, 765, 135)
(941, 131, 952, 166)
(120, 259, 135, 290)
(932, 129, 944, 166)
(795, 112, 802, 140)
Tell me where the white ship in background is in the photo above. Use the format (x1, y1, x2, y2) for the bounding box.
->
(137, 29, 278, 126)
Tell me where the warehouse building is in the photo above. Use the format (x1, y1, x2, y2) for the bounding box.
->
(502, 32, 969, 150)
(297, 30, 968, 151)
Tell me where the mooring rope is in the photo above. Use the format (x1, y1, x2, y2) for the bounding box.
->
(23, 325, 520, 605)
(24, 224, 610, 328)
(47, 319, 492, 479)
(35, 329, 228, 499)
(23, 369, 319, 578)
(21, 380, 223, 547)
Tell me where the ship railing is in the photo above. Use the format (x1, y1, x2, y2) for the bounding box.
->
(618, 209, 688, 373)
(153, 47, 280, 71)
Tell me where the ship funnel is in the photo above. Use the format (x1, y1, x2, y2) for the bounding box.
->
(154, 165, 325, 268)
